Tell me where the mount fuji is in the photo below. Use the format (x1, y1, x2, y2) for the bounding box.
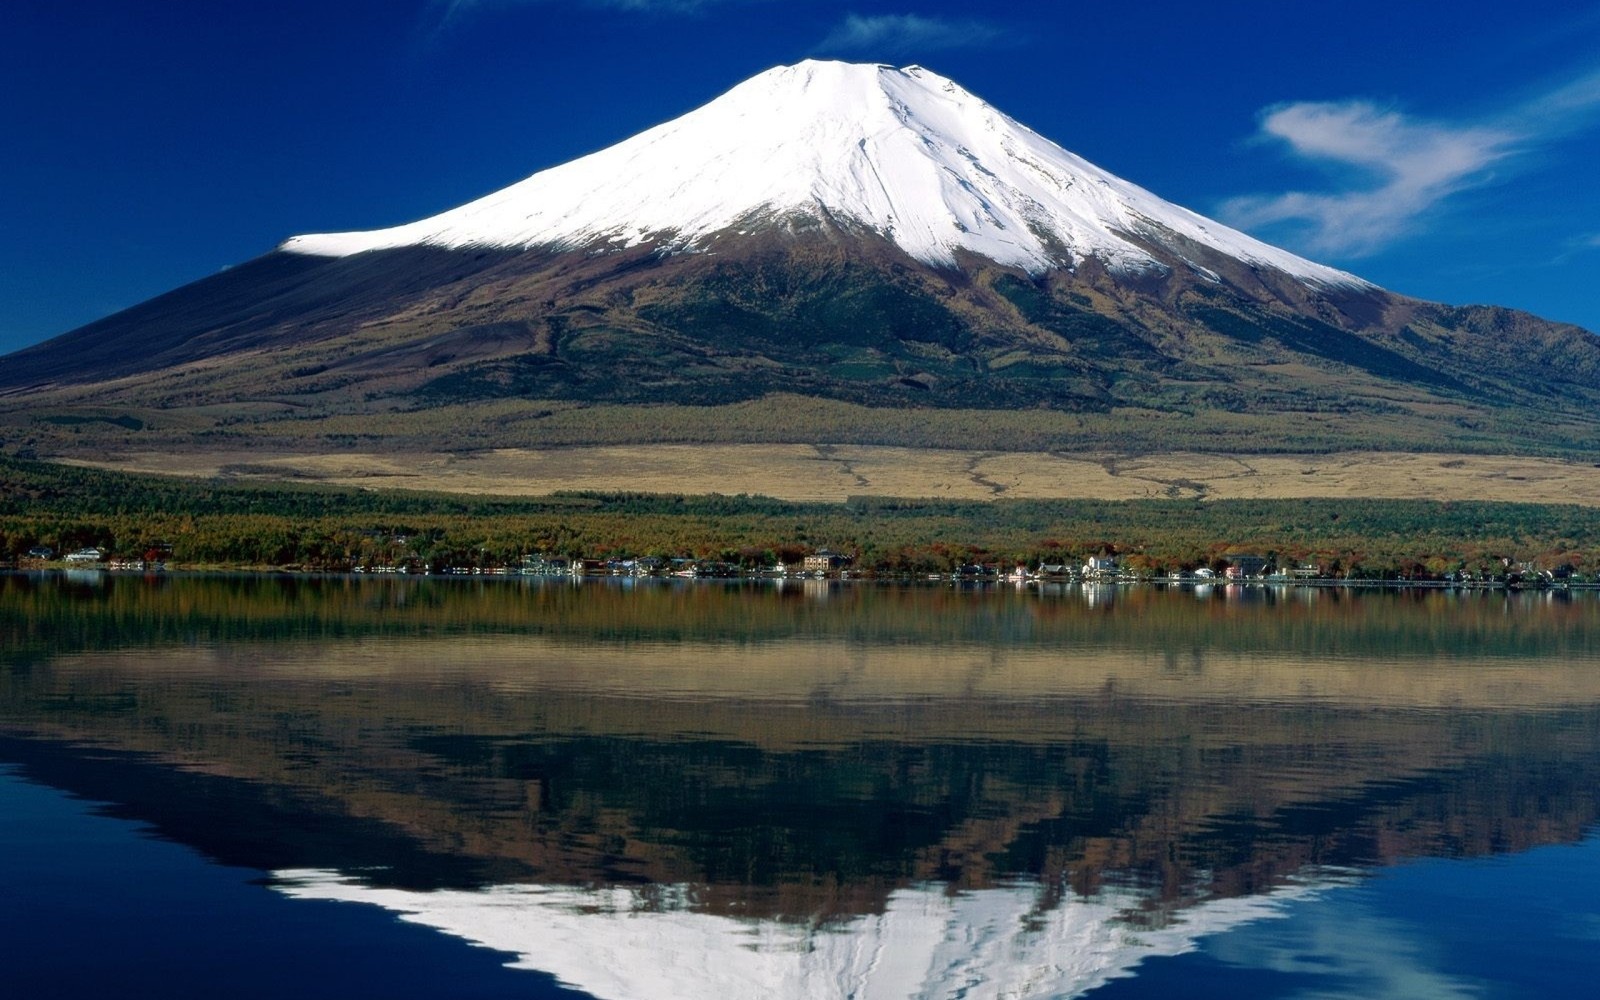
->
(3, 60, 1598, 461)
(281, 61, 1361, 290)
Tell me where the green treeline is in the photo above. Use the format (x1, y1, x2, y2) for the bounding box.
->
(3, 456, 1599, 576)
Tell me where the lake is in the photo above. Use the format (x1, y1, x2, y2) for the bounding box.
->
(3, 572, 1598, 998)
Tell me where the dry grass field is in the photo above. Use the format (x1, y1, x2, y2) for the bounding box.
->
(66, 444, 1600, 505)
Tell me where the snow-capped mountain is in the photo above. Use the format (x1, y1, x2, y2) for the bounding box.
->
(283, 61, 1364, 290)
(5, 61, 1598, 462)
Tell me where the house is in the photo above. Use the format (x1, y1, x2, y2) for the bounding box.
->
(621, 557, 665, 576)
(519, 555, 569, 576)
(1225, 555, 1269, 580)
(1083, 555, 1118, 579)
(568, 558, 611, 577)
(803, 550, 854, 574)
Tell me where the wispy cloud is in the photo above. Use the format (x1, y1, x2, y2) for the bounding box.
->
(1525, 67, 1600, 119)
(816, 13, 1012, 56)
(1222, 68, 1600, 257)
(1221, 103, 1514, 256)
(1552, 230, 1600, 265)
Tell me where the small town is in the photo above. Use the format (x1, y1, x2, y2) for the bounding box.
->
(15, 542, 1597, 589)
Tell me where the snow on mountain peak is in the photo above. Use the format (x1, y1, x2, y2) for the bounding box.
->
(282, 60, 1367, 289)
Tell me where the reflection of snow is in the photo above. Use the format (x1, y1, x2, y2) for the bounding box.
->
(272, 871, 1333, 1000)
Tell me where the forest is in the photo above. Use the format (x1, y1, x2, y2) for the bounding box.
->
(3, 456, 1598, 578)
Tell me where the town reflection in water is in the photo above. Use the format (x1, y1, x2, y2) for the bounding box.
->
(3, 573, 1599, 998)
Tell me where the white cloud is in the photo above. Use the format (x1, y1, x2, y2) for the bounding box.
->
(1222, 68, 1600, 257)
(1220, 102, 1514, 257)
(817, 13, 1011, 56)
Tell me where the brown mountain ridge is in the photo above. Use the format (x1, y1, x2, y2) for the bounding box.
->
(2, 223, 1597, 459)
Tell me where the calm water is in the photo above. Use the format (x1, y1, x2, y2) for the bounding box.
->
(3, 572, 1599, 998)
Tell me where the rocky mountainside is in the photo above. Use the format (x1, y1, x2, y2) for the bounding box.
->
(3, 61, 1598, 459)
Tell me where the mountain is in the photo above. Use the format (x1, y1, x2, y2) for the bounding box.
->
(280, 61, 1362, 288)
(3, 60, 1599, 467)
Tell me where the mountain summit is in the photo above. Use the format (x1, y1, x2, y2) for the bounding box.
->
(284, 61, 1363, 289)
(3, 62, 1598, 466)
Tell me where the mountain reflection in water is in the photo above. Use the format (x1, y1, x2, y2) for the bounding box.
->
(3, 573, 1599, 998)
(272, 870, 1333, 1000)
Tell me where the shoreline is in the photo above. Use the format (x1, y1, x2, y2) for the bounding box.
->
(8, 565, 1597, 593)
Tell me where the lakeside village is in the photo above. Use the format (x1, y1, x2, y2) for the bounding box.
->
(16, 543, 1599, 590)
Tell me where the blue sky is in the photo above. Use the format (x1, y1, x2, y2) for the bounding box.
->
(4, 1, 1600, 354)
